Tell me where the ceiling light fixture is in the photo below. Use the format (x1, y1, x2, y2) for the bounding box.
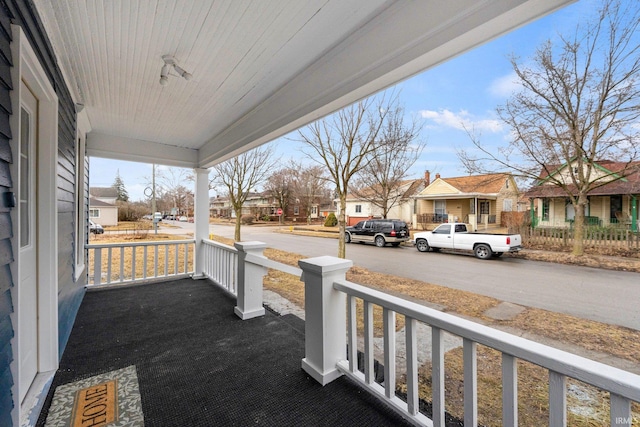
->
(159, 55, 192, 85)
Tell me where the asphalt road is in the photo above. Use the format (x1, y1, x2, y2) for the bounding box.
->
(166, 222, 640, 331)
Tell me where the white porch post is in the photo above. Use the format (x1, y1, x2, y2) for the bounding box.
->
(193, 167, 210, 279)
(234, 241, 267, 320)
(299, 256, 352, 385)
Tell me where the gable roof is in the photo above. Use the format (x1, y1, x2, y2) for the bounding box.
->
(90, 187, 119, 198)
(415, 173, 513, 199)
(525, 160, 640, 198)
(89, 197, 116, 207)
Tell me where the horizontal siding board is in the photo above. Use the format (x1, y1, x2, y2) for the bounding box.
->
(0, 263, 10, 294)
(0, 317, 13, 354)
(0, 238, 12, 266)
(0, 6, 11, 44)
(0, 160, 10, 188)
(0, 211, 10, 240)
(0, 341, 13, 366)
(0, 290, 10, 324)
(0, 28, 11, 69)
(0, 111, 10, 140)
(0, 85, 10, 114)
(0, 136, 10, 163)
(0, 64, 11, 91)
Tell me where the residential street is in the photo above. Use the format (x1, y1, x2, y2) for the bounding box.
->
(165, 222, 640, 331)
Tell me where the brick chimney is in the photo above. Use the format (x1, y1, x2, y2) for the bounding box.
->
(436, 173, 441, 180)
(424, 170, 430, 185)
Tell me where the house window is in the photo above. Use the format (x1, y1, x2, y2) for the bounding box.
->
(293, 206, 299, 215)
(355, 205, 362, 213)
(74, 135, 86, 277)
(542, 199, 550, 221)
(469, 200, 475, 215)
(565, 199, 575, 221)
(311, 206, 318, 215)
(89, 209, 100, 218)
(479, 201, 489, 215)
(503, 199, 512, 212)
(610, 195, 622, 222)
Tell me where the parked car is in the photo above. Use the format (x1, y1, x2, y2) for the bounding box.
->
(345, 219, 409, 247)
(178, 216, 188, 222)
(89, 220, 104, 234)
(413, 222, 522, 260)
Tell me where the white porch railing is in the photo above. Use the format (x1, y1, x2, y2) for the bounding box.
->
(86, 239, 195, 286)
(201, 239, 238, 294)
(86, 239, 640, 426)
(297, 256, 640, 427)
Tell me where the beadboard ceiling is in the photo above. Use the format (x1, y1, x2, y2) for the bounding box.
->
(33, 0, 573, 168)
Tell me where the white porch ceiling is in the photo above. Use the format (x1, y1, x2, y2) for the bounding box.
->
(34, 0, 573, 168)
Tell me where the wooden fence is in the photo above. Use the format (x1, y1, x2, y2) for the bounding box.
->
(522, 227, 640, 249)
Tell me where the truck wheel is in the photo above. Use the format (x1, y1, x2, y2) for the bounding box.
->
(375, 235, 386, 247)
(474, 244, 492, 260)
(345, 232, 351, 243)
(416, 239, 430, 252)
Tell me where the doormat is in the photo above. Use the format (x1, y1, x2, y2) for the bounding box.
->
(45, 365, 144, 426)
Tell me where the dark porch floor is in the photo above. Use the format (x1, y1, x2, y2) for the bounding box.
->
(36, 278, 413, 426)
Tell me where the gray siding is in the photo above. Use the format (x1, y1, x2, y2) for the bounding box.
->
(0, 0, 87, 423)
(0, 3, 13, 424)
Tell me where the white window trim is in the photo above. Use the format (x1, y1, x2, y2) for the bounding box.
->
(74, 133, 86, 281)
(9, 25, 59, 425)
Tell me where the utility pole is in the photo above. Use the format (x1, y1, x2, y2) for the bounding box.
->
(152, 164, 157, 235)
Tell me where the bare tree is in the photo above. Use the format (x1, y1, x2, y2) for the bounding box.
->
(264, 166, 294, 224)
(298, 93, 394, 258)
(146, 166, 194, 215)
(458, 0, 640, 256)
(211, 146, 278, 241)
(290, 163, 328, 224)
(353, 104, 425, 218)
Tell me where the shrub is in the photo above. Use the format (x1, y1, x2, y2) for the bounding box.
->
(324, 212, 338, 227)
(241, 214, 254, 225)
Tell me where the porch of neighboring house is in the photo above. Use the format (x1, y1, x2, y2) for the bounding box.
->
(30, 238, 639, 426)
(531, 194, 639, 231)
(414, 198, 501, 232)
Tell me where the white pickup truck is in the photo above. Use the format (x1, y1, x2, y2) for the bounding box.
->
(413, 223, 522, 260)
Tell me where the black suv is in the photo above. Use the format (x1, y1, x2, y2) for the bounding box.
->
(345, 219, 409, 247)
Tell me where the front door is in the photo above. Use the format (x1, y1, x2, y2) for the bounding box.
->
(18, 80, 38, 402)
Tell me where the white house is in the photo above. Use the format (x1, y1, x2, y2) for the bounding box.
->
(340, 177, 427, 226)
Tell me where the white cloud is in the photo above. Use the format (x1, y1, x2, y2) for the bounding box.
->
(419, 109, 502, 133)
(488, 71, 520, 98)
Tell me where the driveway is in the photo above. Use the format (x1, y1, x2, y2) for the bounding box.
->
(167, 222, 640, 331)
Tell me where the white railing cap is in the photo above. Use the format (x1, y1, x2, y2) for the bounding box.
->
(234, 241, 268, 251)
(299, 256, 353, 274)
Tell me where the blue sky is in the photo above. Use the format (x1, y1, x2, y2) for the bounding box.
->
(91, 0, 597, 201)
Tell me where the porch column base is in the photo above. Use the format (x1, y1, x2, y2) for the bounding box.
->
(234, 242, 268, 320)
(234, 306, 265, 320)
(299, 256, 352, 386)
(301, 358, 343, 386)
